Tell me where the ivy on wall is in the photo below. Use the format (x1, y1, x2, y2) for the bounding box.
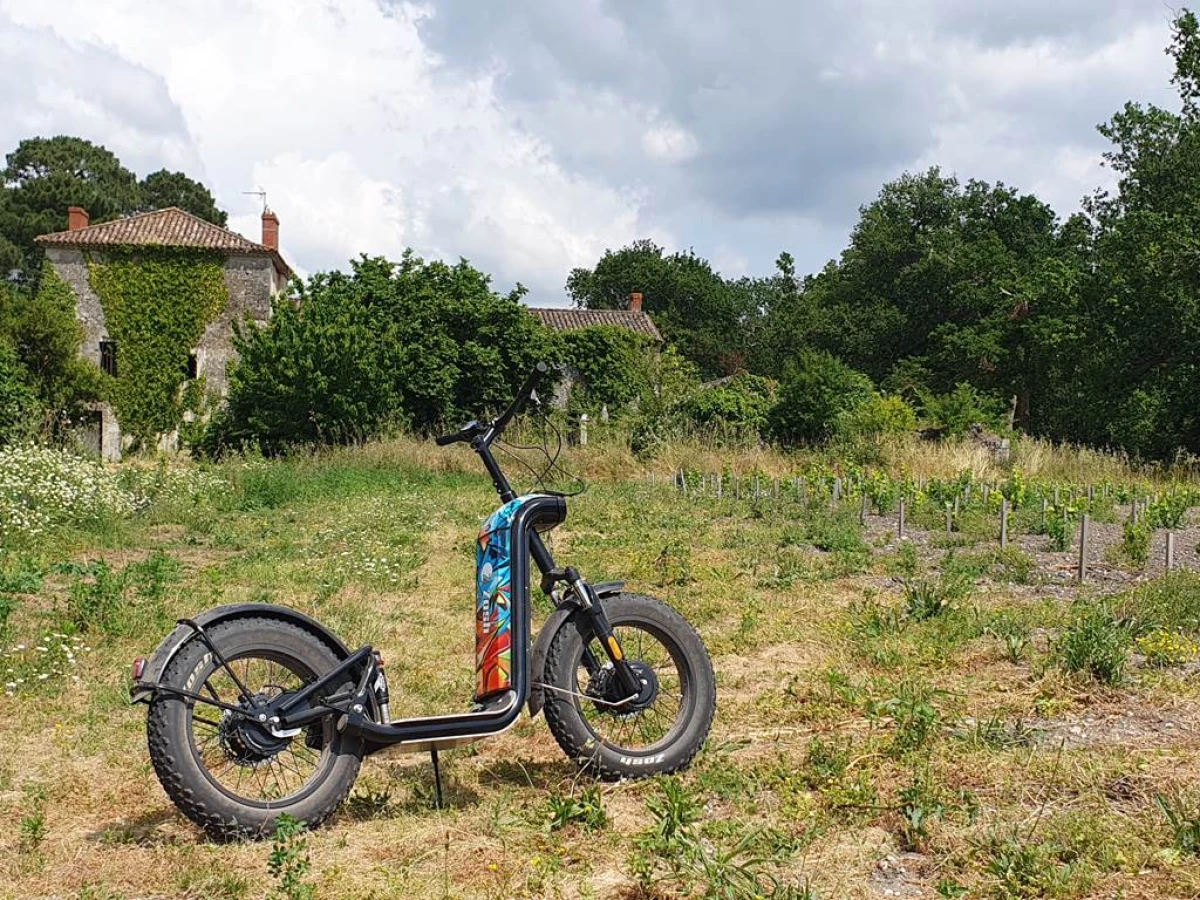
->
(88, 247, 228, 449)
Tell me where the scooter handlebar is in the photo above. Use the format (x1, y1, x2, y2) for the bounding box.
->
(434, 362, 551, 446)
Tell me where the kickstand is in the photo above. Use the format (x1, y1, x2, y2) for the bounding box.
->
(430, 747, 443, 810)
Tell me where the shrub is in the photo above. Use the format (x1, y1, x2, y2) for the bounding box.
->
(1148, 491, 1192, 529)
(834, 392, 917, 441)
(680, 372, 776, 435)
(918, 382, 1006, 437)
(0, 343, 40, 446)
(0, 268, 101, 438)
(768, 350, 873, 444)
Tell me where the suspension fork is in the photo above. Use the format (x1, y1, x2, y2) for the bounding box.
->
(568, 575, 643, 697)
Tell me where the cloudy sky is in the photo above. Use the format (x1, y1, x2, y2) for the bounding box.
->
(0, 0, 1179, 302)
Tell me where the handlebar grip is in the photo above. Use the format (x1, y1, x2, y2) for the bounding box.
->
(434, 433, 458, 446)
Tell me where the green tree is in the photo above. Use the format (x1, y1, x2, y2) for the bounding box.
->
(0, 341, 40, 445)
(218, 253, 555, 453)
(138, 170, 228, 225)
(800, 170, 1065, 429)
(0, 136, 228, 279)
(1, 137, 142, 275)
(1068, 8, 1200, 457)
(0, 270, 100, 436)
(566, 240, 751, 377)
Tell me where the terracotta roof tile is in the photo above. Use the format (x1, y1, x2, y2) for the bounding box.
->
(530, 307, 662, 340)
(36, 207, 291, 275)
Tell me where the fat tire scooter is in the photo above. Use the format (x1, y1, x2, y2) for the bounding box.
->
(131, 363, 716, 838)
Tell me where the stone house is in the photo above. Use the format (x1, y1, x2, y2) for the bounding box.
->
(529, 292, 662, 410)
(36, 205, 291, 460)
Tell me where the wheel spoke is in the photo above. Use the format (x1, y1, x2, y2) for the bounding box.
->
(185, 647, 330, 806)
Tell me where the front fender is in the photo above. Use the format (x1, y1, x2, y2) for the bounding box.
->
(131, 603, 354, 703)
(527, 581, 624, 718)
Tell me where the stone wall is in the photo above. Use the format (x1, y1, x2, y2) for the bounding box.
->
(44, 248, 278, 460)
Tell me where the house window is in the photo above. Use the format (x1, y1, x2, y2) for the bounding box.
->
(100, 341, 117, 377)
(184, 353, 198, 379)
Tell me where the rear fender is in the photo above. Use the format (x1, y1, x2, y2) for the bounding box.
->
(527, 581, 624, 718)
(131, 603, 354, 703)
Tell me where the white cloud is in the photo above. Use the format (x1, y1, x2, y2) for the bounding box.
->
(0, 0, 1183, 291)
(0, 0, 649, 298)
(643, 122, 699, 163)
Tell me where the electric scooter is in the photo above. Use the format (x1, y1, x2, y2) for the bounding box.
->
(131, 363, 716, 837)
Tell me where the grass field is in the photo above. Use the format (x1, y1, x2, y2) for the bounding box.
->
(2, 437, 1200, 899)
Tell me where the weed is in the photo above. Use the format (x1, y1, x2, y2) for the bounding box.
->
(980, 833, 1084, 898)
(803, 509, 867, 554)
(1135, 628, 1198, 666)
(546, 784, 608, 831)
(267, 814, 314, 900)
(1056, 604, 1130, 685)
(630, 778, 811, 899)
(18, 783, 48, 854)
(651, 540, 693, 586)
(869, 680, 943, 757)
(849, 592, 905, 639)
(802, 736, 850, 789)
(0, 591, 16, 637)
(897, 769, 945, 851)
(344, 788, 393, 820)
(1156, 791, 1200, 855)
(903, 573, 972, 622)
(62, 553, 178, 635)
(959, 714, 1041, 750)
(889, 541, 921, 578)
(985, 611, 1033, 664)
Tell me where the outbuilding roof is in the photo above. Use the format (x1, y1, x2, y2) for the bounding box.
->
(530, 306, 662, 340)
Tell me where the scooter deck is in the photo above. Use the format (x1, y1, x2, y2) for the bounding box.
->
(374, 690, 520, 755)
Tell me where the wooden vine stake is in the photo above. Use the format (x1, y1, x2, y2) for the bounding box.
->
(1077, 514, 1090, 584)
(898, 497, 906, 540)
(1166, 531, 1176, 572)
(1000, 499, 1009, 549)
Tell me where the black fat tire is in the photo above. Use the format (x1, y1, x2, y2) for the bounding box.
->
(146, 617, 362, 839)
(542, 593, 715, 779)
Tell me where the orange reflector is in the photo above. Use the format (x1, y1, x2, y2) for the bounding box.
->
(607, 637, 624, 661)
(132, 657, 146, 681)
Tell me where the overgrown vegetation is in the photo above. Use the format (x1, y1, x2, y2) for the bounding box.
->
(0, 439, 1198, 897)
(88, 247, 228, 449)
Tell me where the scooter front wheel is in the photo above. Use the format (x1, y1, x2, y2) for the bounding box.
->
(542, 593, 715, 779)
(146, 617, 363, 839)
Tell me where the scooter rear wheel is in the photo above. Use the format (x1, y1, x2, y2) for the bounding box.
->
(147, 617, 362, 839)
(542, 593, 715, 779)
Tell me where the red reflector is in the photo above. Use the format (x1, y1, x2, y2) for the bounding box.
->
(132, 658, 146, 681)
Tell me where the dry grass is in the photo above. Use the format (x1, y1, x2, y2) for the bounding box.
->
(1, 441, 1199, 899)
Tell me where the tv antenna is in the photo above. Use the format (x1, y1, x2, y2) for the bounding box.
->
(242, 189, 268, 213)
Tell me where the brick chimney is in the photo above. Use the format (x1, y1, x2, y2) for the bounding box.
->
(261, 208, 279, 250)
(68, 206, 90, 231)
(629, 291, 643, 312)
